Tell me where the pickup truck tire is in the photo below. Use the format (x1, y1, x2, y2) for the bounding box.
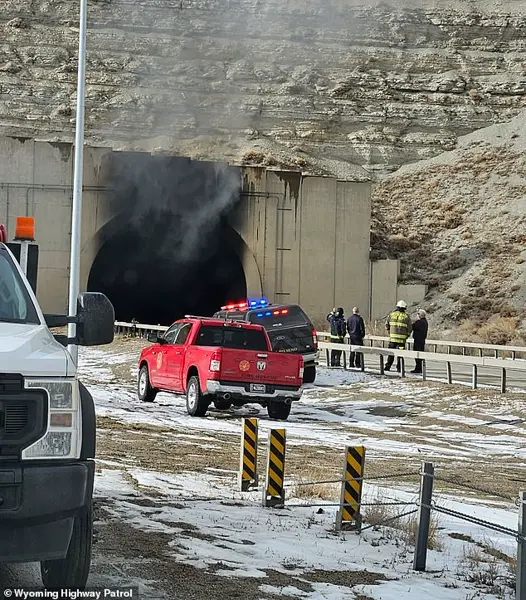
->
(40, 505, 92, 589)
(267, 400, 292, 420)
(303, 365, 316, 384)
(186, 376, 209, 417)
(138, 365, 157, 402)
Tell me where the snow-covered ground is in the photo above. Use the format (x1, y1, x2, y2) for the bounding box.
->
(79, 339, 523, 599)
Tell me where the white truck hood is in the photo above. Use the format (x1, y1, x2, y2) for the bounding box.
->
(0, 322, 74, 377)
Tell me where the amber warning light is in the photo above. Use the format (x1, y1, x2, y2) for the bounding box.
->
(14, 216, 35, 241)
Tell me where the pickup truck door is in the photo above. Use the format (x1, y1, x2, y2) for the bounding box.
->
(164, 323, 193, 391)
(151, 324, 180, 388)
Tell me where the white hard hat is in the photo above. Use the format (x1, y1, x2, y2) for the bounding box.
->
(396, 300, 407, 309)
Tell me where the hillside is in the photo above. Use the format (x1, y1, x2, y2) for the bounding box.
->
(1, 0, 526, 177)
(371, 110, 526, 343)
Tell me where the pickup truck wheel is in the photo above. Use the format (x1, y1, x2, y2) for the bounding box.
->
(267, 400, 292, 420)
(41, 505, 92, 589)
(138, 365, 157, 402)
(186, 376, 209, 417)
(303, 365, 316, 384)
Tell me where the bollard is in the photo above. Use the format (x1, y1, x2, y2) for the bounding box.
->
(413, 462, 434, 571)
(239, 417, 259, 491)
(335, 446, 365, 532)
(517, 491, 526, 600)
(263, 428, 286, 507)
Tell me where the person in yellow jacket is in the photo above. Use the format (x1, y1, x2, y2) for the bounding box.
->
(385, 300, 412, 372)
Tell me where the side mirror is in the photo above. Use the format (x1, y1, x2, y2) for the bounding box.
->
(76, 292, 115, 346)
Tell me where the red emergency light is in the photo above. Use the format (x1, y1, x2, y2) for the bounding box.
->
(0, 224, 6, 243)
(221, 302, 248, 311)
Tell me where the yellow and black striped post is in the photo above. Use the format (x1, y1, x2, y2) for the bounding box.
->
(263, 428, 286, 507)
(239, 417, 259, 491)
(336, 445, 366, 532)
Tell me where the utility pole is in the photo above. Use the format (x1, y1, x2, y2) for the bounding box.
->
(67, 0, 88, 366)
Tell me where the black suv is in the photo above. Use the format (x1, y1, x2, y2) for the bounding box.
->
(213, 300, 318, 383)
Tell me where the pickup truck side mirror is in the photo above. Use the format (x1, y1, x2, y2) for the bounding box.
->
(76, 292, 115, 346)
(147, 332, 167, 344)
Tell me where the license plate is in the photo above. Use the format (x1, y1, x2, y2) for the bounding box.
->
(250, 383, 266, 393)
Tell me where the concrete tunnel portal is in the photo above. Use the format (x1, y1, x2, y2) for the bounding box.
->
(87, 154, 247, 325)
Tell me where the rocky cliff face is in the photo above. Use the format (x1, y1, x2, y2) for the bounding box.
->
(1, 0, 526, 178)
(371, 110, 526, 341)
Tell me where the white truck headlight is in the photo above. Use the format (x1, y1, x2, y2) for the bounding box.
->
(22, 379, 82, 460)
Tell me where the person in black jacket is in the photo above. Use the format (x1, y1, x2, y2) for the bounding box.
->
(347, 307, 366, 368)
(411, 309, 428, 374)
(327, 307, 346, 367)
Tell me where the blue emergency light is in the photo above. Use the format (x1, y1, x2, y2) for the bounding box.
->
(221, 298, 269, 311)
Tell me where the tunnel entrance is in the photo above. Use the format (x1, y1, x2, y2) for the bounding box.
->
(87, 155, 247, 325)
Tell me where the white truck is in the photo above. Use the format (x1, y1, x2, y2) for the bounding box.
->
(0, 219, 114, 588)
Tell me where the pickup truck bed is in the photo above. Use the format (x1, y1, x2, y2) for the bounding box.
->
(138, 317, 304, 420)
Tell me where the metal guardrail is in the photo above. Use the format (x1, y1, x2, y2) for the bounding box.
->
(114, 320, 167, 335)
(317, 331, 526, 359)
(318, 340, 526, 392)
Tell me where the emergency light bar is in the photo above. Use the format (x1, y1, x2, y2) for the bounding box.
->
(255, 309, 288, 318)
(221, 298, 269, 311)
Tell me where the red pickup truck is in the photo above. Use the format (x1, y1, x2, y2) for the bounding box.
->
(137, 317, 304, 420)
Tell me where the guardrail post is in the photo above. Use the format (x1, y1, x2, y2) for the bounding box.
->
(325, 348, 330, 367)
(379, 355, 385, 375)
(342, 348, 347, 370)
(239, 418, 258, 492)
(422, 360, 427, 381)
(472, 365, 478, 390)
(263, 428, 286, 508)
(335, 446, 365, 533)
(400, 356, 405, 378)
(413, 461, 434, 572)
(517, 491, 526, 600)
(446, 362, 452, 384)
(501, 368, 507, 394)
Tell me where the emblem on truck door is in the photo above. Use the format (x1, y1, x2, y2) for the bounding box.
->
(239, 360, 250, 372)
(156, 353, 163, 370)
(257, 361, 266, 371)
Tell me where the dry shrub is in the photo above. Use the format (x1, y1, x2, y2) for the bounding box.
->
(441, 212, 463, 229)
(241, 149, 265, 163)
(362, 494, 442, 550)
(387, 233, 414, 253)
(291, 480, 339, 501)
(289, 466, 340, 501)
(478, 317, 519, 345)
(457, 541, 514, 595)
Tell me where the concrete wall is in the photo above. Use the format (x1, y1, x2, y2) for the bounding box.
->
(370, 259, 400, 321)
(235, 168, 371, 325)
(397, 284, 428, 307)
(0, 137, 372, 323)
(0, 137, 111, 312)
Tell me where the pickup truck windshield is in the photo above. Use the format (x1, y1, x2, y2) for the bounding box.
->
(0, 247, 39, 324)
(195, 325, 268, 351)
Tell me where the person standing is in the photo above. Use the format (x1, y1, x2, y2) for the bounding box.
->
(327, 307, 346, 367)
(385, 300, 412, 372)
(347, 307, 366, 368)
(410, 309, 428, 374)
